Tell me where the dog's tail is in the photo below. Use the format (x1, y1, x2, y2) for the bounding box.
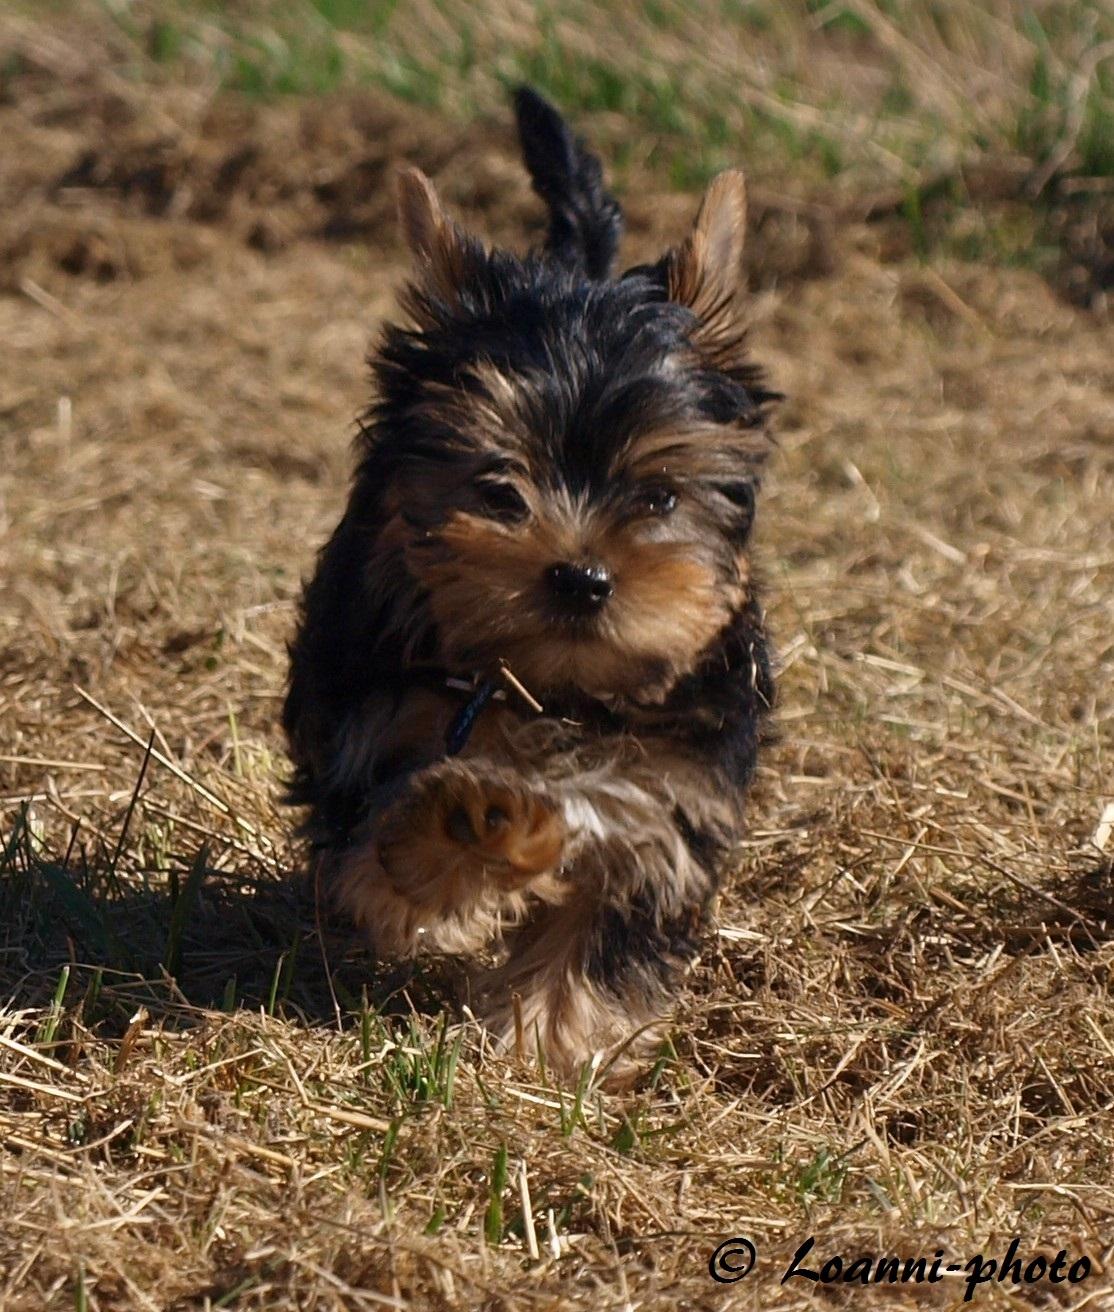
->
(513, 86, 623, 280)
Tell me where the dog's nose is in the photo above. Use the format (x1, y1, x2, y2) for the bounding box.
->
(544, 561, 613, 613)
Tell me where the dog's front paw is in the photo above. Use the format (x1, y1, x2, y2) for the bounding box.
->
(441, 773, 566, 887)
(378, 763, 566, 906)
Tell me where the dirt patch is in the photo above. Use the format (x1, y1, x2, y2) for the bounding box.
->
(0, 22, 848, 306)
(5, 18, 1110, 317)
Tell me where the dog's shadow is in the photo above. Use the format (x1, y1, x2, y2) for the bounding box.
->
(0, 820, 465, 1037)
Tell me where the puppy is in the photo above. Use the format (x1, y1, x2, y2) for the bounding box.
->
(284, 87, 777, 1079)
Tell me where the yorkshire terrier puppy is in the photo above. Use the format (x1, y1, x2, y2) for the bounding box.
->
(284, 88, 777, 1079)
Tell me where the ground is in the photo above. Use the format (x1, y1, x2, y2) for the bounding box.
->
(1, 4, 1113, 1310)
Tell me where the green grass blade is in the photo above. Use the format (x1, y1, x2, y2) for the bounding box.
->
(164, 844, 209, 979)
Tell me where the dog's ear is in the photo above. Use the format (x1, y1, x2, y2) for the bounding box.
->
(660, 170, 748, 339)
(396, 167, 482, 310)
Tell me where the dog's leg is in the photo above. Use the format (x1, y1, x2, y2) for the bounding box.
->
(331, 758, 566, 957)
(478, 771, 719, 1083)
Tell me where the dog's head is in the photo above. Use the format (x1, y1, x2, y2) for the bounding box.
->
(361, 95, 777, 705)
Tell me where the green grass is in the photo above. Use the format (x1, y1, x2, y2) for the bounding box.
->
(26, 0, 1107, 199)
(8, 0, 1094, 282)
(2, 800, 319, 1025)
(0, 0, 1106, 290)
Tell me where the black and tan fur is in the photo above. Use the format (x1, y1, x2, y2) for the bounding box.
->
(284, 88, 778, 1080)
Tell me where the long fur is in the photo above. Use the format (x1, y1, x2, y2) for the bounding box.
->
(283, 87, 779, 1083)
(513, 85, 624, 279)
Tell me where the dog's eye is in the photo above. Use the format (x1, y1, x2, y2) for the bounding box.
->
(720, 481, 755, 520)
(475, 479, 529, 523)
(719, 480, 756, 537)
(635, 484, 679, 517)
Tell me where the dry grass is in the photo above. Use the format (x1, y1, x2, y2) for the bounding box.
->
(16, 0, 1114, 189)
(2, 6, 1114, 1310)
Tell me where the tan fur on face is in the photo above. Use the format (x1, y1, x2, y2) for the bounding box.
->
(381, 358, 760, 705)
(406, 506, 744, 700)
